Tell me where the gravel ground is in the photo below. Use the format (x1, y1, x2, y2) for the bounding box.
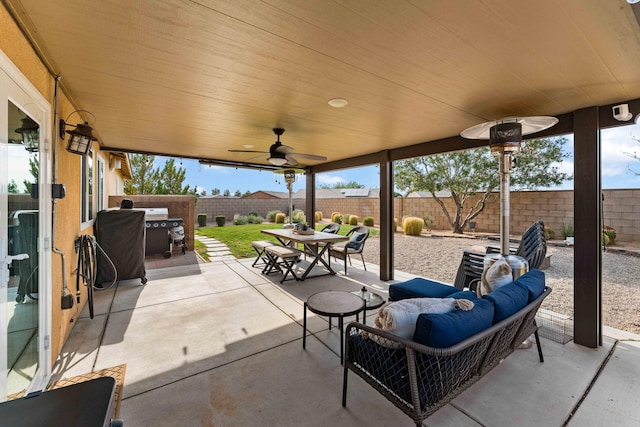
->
(362, 233, 640, 335)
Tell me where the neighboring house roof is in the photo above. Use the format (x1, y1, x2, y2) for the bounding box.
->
(296, 188, 380, 198)
(407, 190, 452, 198)
(244, 191, 288, 199)
(108, 151, 132, 179)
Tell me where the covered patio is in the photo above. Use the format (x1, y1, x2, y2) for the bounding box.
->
(52, 258, 640, 426)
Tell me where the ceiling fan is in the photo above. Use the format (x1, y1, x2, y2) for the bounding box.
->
(229, 128, 327, 166)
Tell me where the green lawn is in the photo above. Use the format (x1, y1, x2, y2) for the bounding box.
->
(195, 223, 377, 259)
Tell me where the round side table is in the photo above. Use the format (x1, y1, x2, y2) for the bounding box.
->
(349, 290, 385, 325)
(303, 290, 365, 365)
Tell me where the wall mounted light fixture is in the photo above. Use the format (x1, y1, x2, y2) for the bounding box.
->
(15, 116, 40, 152)
(60, 110, 98, 155)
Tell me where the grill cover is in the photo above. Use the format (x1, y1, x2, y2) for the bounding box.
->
(94, 209, 147, 286)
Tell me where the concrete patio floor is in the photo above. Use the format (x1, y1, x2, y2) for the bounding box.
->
(51, 256, 640, 426)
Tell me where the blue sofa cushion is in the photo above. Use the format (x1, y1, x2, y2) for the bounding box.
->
(482, 281, 529, 323)
(389, 278, 458, 301)
(447, 290, 479, 301)
(515, 269, 546, 302)
(413, 299, 494, 348)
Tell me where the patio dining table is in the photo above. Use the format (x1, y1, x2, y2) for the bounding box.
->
(261, 228, 348, 280)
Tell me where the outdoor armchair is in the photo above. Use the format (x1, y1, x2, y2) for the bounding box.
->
(329, 226, 370, 275)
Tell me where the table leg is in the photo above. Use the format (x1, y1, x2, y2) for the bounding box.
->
(363, 305, 367, 325)
(303, 302, 307, 350)
(339, 315, 344, 365)
(299, 243, 338, 280)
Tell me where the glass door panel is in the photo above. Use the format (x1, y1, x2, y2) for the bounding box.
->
(4, 100, 40, 398)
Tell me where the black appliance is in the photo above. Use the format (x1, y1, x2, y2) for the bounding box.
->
(94, 209, 147, 286)
(143, 208, 183, 258)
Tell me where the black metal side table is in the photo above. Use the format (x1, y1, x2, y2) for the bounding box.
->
(349, 290, 385, 325)
(303, 290, 366, 365)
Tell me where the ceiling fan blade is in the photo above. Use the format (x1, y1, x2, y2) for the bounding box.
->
(245, 154, 268, 162)
(228, 149, 269, 153)
(287, 152, 327, 161)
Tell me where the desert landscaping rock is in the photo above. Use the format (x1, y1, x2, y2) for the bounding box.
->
(362, 233, 640, 335)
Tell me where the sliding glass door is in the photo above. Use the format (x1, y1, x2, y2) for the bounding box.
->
(0, 53, 51, 400)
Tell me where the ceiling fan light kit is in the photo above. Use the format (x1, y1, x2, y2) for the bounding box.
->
(229, 127, 327, 167)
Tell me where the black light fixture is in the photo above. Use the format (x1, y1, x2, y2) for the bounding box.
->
(15, 116, 40, 152)
(60, 110, 98, 155)
(268, 151, 288, 166)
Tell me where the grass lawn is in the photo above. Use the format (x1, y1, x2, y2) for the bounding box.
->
(195, 222, 377, 259)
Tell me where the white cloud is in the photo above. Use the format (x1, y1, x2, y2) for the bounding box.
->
(316, 174, 345, 185)
(600, 124, 640, 178)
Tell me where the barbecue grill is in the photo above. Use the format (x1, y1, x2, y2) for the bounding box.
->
(142, 208, 184, 258)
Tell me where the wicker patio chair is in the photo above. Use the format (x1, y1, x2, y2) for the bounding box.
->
(329, 226, 370, 275)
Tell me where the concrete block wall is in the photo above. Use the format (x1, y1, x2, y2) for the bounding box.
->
(195, 197, 304, 222)
(170, 188, 639, 243)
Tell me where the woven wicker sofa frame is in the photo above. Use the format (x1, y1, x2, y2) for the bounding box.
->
(342, 286, 551, 427)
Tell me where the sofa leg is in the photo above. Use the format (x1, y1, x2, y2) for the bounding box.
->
(342, 366, 349, 407)
(534, 330, 544, 362)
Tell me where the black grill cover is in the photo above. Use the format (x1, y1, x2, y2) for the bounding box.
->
(94, 209, 147, 286)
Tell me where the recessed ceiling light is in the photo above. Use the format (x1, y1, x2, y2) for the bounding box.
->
(328, 98, 348, 108)
(243, 144, 254, 148)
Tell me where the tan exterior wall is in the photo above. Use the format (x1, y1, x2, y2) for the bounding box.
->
(2, 3, 131, 365)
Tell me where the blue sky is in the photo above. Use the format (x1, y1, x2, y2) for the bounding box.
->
(159, 121, 640, 195)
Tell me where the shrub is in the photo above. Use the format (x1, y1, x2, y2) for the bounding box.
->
(331, 212, 342, 224)
(423, 215, 434, 231)
(233, 214, 248, 225)
(561, 222, 574, 238)
(275, 212, 286, 224)
(247, 214, 264, 224)
(343, 214, 351, 225)
(215, 215, 226, 227)
(603, 225, 617, 244)
(349, 215, 358, 226)
(315, 211, 323, 222)
(544, 226, 556, 240)
(197, 213, 207, 227)
(266, 210, 281, 222)
(363, 216, 374, 226)
(602, 232, 610, 246)
(291, 209, 306, 224)
(403, 216, 424, 236)
(331, 212, 340, 219)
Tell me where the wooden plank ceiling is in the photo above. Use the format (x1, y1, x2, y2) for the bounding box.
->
(9, 0, 640, 168)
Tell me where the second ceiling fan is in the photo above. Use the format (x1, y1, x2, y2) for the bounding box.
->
(229, 128, 327, 166)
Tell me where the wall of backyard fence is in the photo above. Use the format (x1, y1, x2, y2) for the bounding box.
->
(194, 189, 640, 243)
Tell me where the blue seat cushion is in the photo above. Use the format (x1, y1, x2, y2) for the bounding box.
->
(389, 278, 458, 301)
(346, 231, 367, 250)
(413, 299, 494, 348)
(482, 281, 529, 323)
(515, 269, 546, 302)
(446, 290, 479, 301)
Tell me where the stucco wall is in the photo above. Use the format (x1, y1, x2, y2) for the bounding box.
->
(2, 3, 133, 365)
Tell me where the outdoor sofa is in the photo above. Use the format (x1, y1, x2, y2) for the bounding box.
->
(342, 269, 550, 426)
